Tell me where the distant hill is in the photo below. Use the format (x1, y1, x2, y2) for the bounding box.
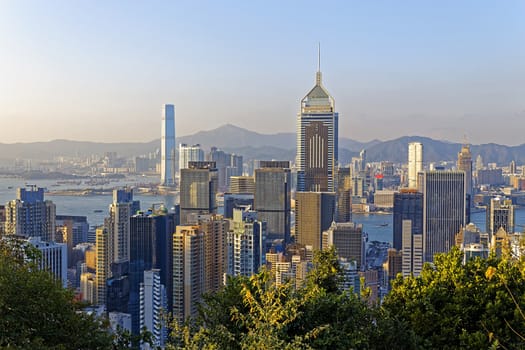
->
(178, 124, 374, 153)
(365, 136, 525, 164)
(0, 125, 523, 165)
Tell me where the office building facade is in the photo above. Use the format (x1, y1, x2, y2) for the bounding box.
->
(322, 221, 365, 269)
(393, 190, 423, 251)
(419, 171, 466, 262)
(295, 191, 336, 251)
(254, 161, 291, 243)
(179, 161, 218, 225)
(229, 176, 255, 194)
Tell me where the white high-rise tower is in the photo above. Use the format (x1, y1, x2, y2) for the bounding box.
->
(408, 142, 423, 189)
(161, 104, 176, 186)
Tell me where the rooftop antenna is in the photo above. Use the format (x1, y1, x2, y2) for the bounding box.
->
(316, 42, 322, 85)
(318, 42, 321, 72)
(463, 134, 470, 147)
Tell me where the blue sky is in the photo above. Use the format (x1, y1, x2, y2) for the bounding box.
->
(0, 1, 524, 144)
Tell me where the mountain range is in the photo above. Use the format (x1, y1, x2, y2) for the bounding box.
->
(0, 124, 524, 165)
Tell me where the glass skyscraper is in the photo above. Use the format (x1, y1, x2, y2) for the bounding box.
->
(161, 104, 176, 186)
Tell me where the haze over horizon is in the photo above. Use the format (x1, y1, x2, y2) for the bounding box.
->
(1, 1, 524, 145)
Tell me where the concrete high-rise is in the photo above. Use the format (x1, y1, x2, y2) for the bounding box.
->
(296, 49, 338, 192)
(401, 220, 423, 277)
(95, 189, 139, 309)
(161, 104, 176, 186)
(172, 214, 227, 323)
(27, 236, 67, 287)
(180, 161, 218, 225)
(140, 269, 168, 348)
(95, 226, 110, 305)
(486, 197, 515, 236)
(4, 186, 56, 241)
(408, 142, 423, 189)
(226, 208, 266, 277)
(457, 144, 473, 197)
(196, 214, 228, 293)
(178, 144, 204, 176)
(172, 225, 204, 323)
(419, 171, 466, 262)
(254, 161, 291, 243)
(295, 191, 336, 251)
(107, 188, 139, 264)
(393, 189, 423, 251)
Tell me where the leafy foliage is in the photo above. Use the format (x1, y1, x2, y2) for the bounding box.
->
(0, 237, 114, 349)
(168, 248, 411, 350)
(383, 247, 525, 349)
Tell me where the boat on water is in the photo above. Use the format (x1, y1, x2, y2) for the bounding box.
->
(93, 209, 103, 213)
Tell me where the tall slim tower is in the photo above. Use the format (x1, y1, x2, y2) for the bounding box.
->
(408, 142, 423, 189)
(161, 104, 176, 186)
(335, 167, 352, 222)
(296, 47, 338, 192)
(457, 144, 473, 197)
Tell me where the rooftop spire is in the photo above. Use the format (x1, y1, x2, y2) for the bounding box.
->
(318, 42, 321, 72)
(316, 42, 322, 85)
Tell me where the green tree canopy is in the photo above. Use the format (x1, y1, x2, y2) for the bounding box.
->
(169, 248, 412, 350)
(383, 247, 525, 349)
(0, 237, 114, 349)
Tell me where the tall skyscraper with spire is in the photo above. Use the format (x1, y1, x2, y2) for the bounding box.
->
(161, 104, 176, 186)
(457, 144, 473, 197)
(296, 46, 338, 192)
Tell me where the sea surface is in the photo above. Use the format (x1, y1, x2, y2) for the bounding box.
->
(1, 176, 524, 242)
(353, 207, 525, 245)
(0, 176, 177, 229)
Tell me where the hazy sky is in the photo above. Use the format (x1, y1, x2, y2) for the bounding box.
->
(1, 1, 524, 145)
